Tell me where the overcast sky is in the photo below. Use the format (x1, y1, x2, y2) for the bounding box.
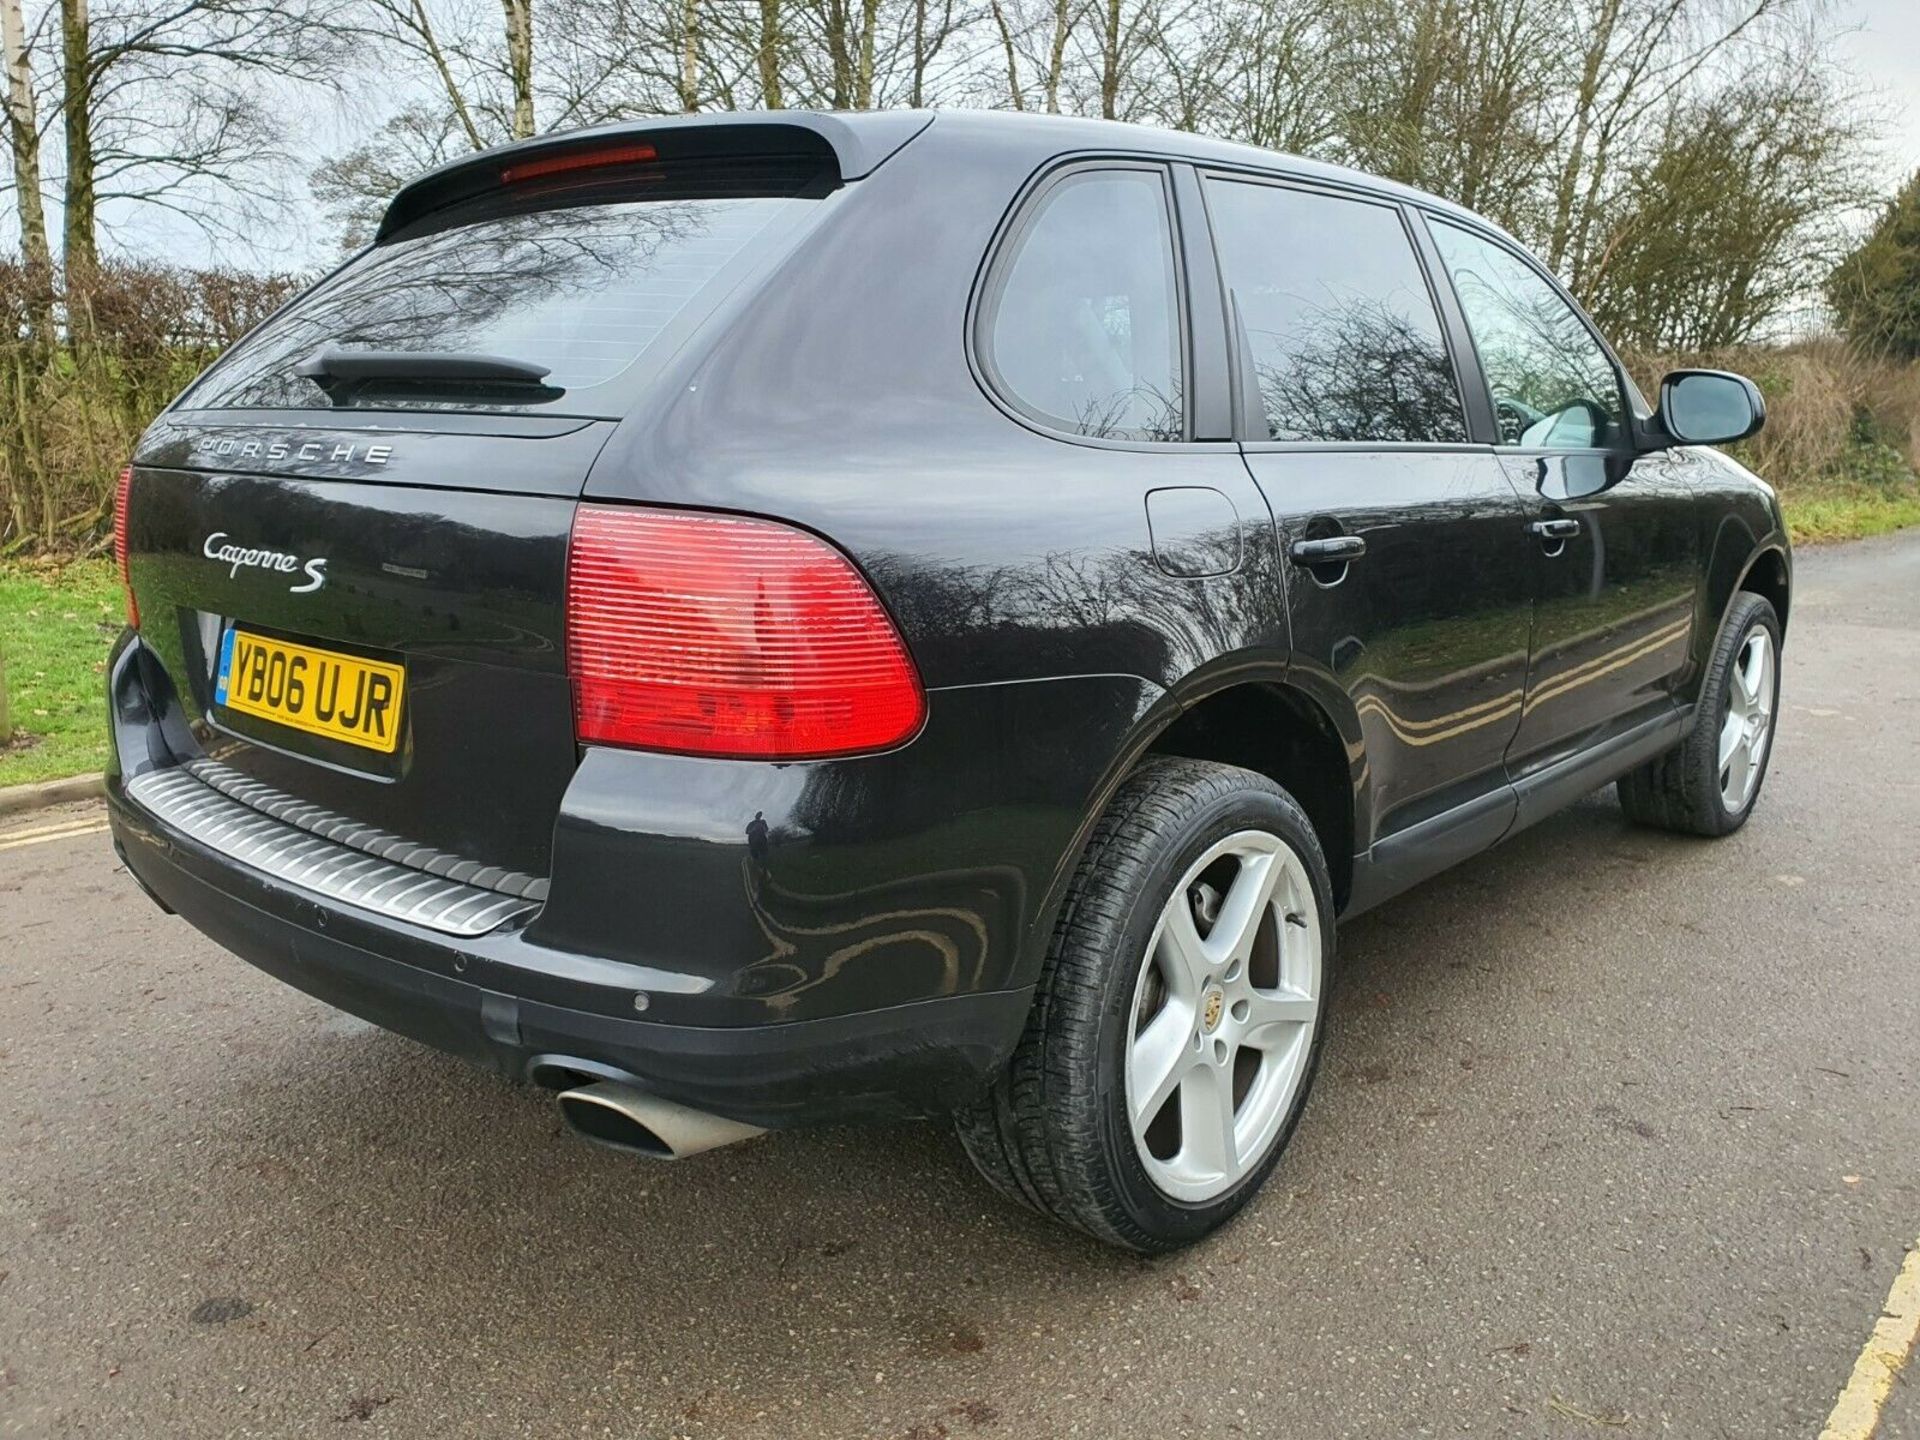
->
(1836, 0, 1920, 178)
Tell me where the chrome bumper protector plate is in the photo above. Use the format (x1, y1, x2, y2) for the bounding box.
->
(124, 762, 544, 938)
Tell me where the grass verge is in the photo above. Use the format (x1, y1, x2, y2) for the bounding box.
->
(1767, 433, 1920, 545)
(0, 560, 120, 787)
(1780, 484, 1920, 545)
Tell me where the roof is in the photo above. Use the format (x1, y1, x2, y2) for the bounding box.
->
(917, 108, 1493, 230)
(376, 106, 1501, 246)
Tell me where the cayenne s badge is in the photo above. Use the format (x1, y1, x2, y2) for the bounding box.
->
(203, 532, 329, 593)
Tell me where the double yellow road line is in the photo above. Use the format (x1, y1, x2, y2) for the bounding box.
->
(0, 812, 110, 851)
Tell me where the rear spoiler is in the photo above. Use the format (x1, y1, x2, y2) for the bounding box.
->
(376, 110, 935, 243)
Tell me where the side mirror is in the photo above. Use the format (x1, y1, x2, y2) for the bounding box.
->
(1657, 370, 1766, 447)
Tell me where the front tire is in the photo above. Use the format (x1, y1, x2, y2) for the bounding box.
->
(1618, 591, 1781, 837)
(956, 757, 1334, 1252)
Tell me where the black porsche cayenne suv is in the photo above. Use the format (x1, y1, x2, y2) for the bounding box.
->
(106, 109, 1789, 1251)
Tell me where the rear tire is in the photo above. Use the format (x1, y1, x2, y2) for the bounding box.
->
(955, 757, 1334, 1252)
(1618, 591, 1781, 837)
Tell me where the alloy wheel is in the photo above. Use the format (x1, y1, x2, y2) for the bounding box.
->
(1125, 830, 1321, 1204)
(1718, 626, 1775, 812)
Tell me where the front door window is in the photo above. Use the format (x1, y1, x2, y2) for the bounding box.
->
(1429, 221, 1625, 451)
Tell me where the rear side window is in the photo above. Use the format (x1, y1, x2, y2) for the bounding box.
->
(179, 186, 826, 417)
(1204, 179, 1467, 445)
(1428, 220, 1624, 449)
(980, 167, 1184, 442)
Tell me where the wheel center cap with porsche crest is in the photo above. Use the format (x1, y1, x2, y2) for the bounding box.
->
(1202, 987, 1225, 1033)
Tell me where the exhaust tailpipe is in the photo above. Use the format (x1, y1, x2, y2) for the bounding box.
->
(556, 1080, 763, 1160)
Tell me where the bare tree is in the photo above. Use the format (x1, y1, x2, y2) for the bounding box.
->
(1042, 0, 1070, 112)
(50, 0, 358, 289)
(59, 0, 92, 290)
(1324, 0, 1558, 216)
(315, 0, 603, 241)
(757, 0, 785, 105)
(1196, 0, 1340, 152)
(502, 0, 534, 132)
(1094, 0, 1121, 116)
(907, 0, 944, 103)
(984, 0, 1023, 107)
(1583, 50, 1873, 346)
(311, 105, 472, 248)
(678, 0, 699, 107)
(0, 0, 53, 335)
(378, 0, 487, 148)
(1541, 0, 1793, 292)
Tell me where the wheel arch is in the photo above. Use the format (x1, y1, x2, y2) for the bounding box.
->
(1023, 667, 1364, 995)
(1737, 546, 1791, 637)
(1696, 503, 1791, 695)
(1141, 678, 1360, 913)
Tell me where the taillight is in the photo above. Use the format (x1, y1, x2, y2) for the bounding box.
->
(566, 505, 925, 760)
(113, 464, 138, 629)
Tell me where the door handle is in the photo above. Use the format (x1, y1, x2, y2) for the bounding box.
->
(1288, 535, 1367, 565)
(1530, 518, 1582, 542)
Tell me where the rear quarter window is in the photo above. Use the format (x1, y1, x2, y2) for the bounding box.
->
(179, 179, 830, 418)
(978, 166, 1185, 443)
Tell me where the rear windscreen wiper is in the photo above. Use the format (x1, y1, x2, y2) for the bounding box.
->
(295, 347, 559, 404)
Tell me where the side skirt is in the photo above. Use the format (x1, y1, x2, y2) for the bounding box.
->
(1505, 705, 1688, 837)
(1342, 705, 1689, 920)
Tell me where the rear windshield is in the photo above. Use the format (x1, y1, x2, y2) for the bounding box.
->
(178, 187, 827, 417)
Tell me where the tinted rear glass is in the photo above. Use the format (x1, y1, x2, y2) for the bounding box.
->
(179, 186, 827, 417)
(982, 167, 1184, 442)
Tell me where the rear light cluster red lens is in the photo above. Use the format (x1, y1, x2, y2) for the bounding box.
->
(113, 464, 138, 629)
(565, 505, 925, 760)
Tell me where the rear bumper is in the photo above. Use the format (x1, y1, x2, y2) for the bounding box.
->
(106, 631, 1164, 1125)
(110, 781, 1028, 1125)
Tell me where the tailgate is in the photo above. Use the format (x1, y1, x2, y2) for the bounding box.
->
(122, 416, 612, 881)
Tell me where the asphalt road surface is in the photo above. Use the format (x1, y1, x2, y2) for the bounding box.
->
(3, 531, 1917, 1440)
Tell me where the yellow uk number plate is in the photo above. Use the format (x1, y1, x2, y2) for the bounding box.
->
(215, 628, 406, 753)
